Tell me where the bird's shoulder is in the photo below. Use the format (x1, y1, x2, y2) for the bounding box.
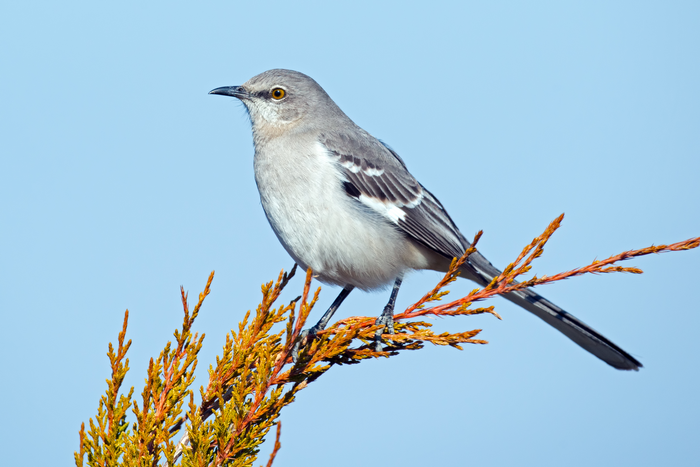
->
(319, 128, 409, 169)
(318, 129, 469, 260)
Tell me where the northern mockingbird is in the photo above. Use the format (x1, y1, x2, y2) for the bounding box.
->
(210, 69, 641, 370)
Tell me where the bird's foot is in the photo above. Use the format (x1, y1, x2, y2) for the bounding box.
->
(291, 286, 354, 364)
(291, 325, 321, 364)
(373, 305, 395, 352)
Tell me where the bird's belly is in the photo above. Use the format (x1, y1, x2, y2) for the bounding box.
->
(253, 142, 430, 290)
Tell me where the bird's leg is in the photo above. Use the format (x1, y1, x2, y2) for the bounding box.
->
(292, 286, 353, 364)
(374, 277, 403, 351)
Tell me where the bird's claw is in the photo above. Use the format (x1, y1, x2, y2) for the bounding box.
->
(373, 306, 395, 352)
(291, 327, 317, 364)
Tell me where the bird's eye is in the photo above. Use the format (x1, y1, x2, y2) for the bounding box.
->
(271, 88, 286, 100)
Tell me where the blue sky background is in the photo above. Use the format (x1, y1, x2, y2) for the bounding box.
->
(1, 1, 698, 466)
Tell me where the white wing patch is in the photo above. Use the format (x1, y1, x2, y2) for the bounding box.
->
(363, 167, 385, 176)
(339, 158, 385, 177)
(339, 159, 361, 173)
(358, 195, 407, 223)
(322, 140, 424, 224)
(356, 190, 425, 224)
(401, 195, 424, 209)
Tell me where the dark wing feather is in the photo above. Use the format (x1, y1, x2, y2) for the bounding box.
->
(320, 132, 468, 260)
(320, 132, 642, 370)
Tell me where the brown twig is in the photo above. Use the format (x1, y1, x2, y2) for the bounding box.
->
(78, 215, 699, 467)
(265, 422, 282, 467)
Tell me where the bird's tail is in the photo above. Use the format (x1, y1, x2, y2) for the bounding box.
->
(461, 250, 642, 371)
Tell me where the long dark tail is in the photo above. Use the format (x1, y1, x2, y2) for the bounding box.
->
(462, 251, 642, 371)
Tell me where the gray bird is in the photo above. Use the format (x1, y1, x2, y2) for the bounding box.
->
(210, 69, 641, 371)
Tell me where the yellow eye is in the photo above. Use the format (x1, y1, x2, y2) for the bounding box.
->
(271, 88, 286, 100)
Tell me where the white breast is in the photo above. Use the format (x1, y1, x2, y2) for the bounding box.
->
(253, 137, 431, 290)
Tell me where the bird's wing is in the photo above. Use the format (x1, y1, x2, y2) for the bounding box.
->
(320, 131, 469, 261)
(320, 131, 642, 371)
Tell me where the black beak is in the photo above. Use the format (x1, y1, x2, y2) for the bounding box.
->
(209, 86, 250, 99)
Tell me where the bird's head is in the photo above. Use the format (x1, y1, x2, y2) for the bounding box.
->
(210, 69, 343, 137)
